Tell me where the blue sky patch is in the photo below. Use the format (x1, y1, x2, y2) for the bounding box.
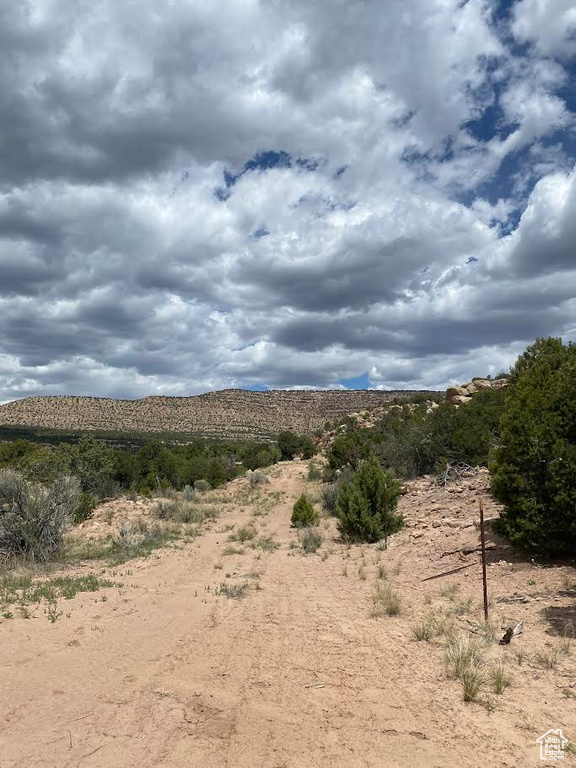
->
(339, 371, 372, 390)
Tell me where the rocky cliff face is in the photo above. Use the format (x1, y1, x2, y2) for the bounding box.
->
(0, 389, 440, 440)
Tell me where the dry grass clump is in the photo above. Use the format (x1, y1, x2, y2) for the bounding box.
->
(229, 524, 257, 543)
(445, 632, 490, 702)
(412, 612, 457, 642)
(489, 662, 511, 694)
(445, 632, 487, 678)
(223, 545, 245, 556)
(444, 630, 513, 702)
(216, 581, 251, 599)
(558, 629, 573, 655)
(155, 499, 202, 524)
(535, 647, 559, 669)
(250, 535, 278, 552)
(450, 596, 474, 616)
(300, 528, 323, 554)
(460, 667, 485, 702)
(370, 582, 401, 617)
(468, 617, 500, 642)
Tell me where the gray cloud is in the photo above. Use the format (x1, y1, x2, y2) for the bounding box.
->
(0, 0, 574, 401)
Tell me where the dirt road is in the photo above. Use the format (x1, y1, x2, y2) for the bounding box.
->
(1, 462, 574, 767)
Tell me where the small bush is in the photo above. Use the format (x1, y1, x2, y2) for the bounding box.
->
(182, 485, 198, 501)
(320, 483, 339, 515)
(73, 492, 98, 524)
(300, 528, 323, 554)
(291, 494, 319, 527)
(252, 536, 278, 552)
(0, 471, 81, 562)
(113, 520, 154, 552)
(194, 479, 211, 492)
(248, 470, 269, 487)
(307, 461, 322, 481)
(337, 458, 402, 543)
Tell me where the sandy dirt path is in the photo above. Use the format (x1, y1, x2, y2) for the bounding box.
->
(0, 461, 574, 767)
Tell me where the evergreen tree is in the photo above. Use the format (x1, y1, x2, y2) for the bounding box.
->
(337, 457, 402, 543)
(291, 494, 319, 527)
(491, 337, 576, 555)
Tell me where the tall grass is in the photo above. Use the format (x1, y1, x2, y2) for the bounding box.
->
(445, 632, 489, 702)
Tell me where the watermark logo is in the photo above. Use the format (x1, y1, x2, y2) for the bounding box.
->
(537, 729, 569, 761)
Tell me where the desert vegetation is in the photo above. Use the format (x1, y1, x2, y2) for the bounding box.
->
(324, 386, 506, 480)
(0, 430, 315, 523)
(291, 494, 319, 527)
(491, 337, 576, 555)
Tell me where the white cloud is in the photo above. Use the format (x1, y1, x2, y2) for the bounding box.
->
(512, 0, 576, 60)
(0, 0, 574, 400)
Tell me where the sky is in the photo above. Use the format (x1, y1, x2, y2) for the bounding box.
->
(0, 0, 575, 400)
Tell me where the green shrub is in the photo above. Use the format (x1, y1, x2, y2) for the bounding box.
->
(0, 471, 81, 562)
(307, 460, 322, 481)
(337, 458, 402, 543)
(491, 338, 576, 556)
(291, 494, 319, 527)
(326, 432, 372, 474)
(194, 479, 211, 492)
(277, 432, 317, 461)
(73, 492, 98, 524)
(241, 444, 281, 471)
(0, 433, 280, 500)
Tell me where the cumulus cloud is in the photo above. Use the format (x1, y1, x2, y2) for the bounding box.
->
(0, 0, 575, 401)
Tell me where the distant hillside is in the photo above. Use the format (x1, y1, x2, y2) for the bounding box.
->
(0, 389, 440, 441)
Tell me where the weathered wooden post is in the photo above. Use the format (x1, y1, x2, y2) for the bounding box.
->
(479, 498, 489, 623)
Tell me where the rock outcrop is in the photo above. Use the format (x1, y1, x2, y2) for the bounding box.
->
(445, 377, 508, 405)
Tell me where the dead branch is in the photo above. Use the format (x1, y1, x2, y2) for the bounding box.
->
(440, 544, 496, 559)
(421, 562, 478, 581)
(436, 462, 478, 486)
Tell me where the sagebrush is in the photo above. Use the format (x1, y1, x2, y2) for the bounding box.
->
(0, 470, 81, 562)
